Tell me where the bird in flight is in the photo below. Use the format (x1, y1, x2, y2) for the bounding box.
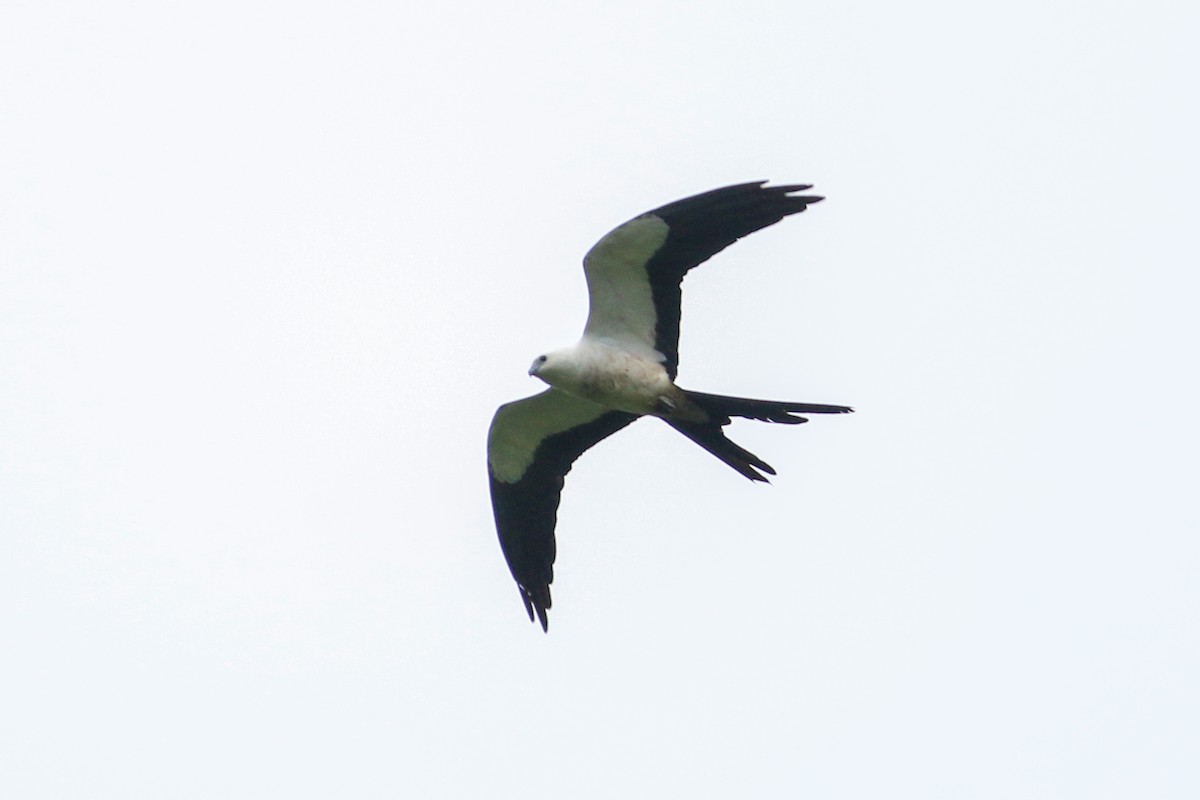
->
(487, 182, 852, 631)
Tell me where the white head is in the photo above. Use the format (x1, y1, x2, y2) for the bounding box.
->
(527, 348, 573, 386)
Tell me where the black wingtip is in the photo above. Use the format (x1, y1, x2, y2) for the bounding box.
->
(519, 587, 550, 632)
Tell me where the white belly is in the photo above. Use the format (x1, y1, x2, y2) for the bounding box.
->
(550, 341, 672, 415)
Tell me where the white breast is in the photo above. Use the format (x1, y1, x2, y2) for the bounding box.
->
(546, 339, 672, 415)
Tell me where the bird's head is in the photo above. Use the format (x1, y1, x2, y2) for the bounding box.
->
(528, 353, 550, 379)
(528, 349, 569, 385)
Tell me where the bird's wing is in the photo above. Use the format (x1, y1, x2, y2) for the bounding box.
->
(487, 388, 638, 631)
(582, 181, 823, 378)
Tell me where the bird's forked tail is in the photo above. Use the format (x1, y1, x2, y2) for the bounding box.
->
(667, 390, 852, 482)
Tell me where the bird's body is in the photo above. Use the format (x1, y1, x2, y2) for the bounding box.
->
(487, 182, 852, 630)
(532, 339, 680, 418)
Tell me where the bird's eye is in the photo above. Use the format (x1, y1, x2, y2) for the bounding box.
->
(537, 355, 547, 363)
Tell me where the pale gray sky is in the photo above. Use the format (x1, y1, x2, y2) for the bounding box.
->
(3, 1, 1198, 797)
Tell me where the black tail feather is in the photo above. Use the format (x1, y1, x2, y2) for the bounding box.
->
(668, 420, 777, 482)
(669, 391, 853, 480)
(684, 390, 853, 424)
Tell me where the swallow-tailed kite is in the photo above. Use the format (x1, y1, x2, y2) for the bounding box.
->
(487, 182, 852, 630)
